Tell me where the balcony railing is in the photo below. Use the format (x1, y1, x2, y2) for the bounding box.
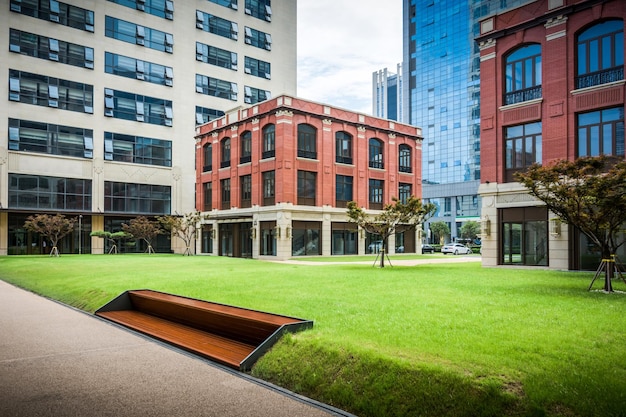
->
(504, 86, 542, 106)
(576, 67, 624, 89)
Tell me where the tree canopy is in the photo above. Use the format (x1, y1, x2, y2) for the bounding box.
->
(90, 231, 130, 254)
(460, 221, 481, 242)
(515, 155, 626, 292)
(23, 214, 76, 256)
(347, 196, 436, 267)
(121, 216, 162, 254)
(429, 221, 450, 245)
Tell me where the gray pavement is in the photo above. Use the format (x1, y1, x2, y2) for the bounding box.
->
(0, 280, 352, 417)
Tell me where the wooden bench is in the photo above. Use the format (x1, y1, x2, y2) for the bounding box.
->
(95, 289, 313, 370)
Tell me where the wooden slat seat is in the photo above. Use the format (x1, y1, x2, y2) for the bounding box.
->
(95, 289, 313, 370)
(98, 310, 256, 368)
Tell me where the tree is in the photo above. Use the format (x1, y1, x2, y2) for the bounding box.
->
(429, 221, 450, 245)
(347, 196, 436, 268)
(157, 211, 203, 256)
(23, 214, 76, 257)
(90, 231, 130, 254)
(460, 221, 481, 242)
(515, 155, 626, 292)
(121, 216, 162, 254)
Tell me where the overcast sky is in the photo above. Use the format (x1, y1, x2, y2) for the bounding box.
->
(297, 0, 403, 115)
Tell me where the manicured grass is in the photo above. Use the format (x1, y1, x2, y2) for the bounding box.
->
(1, 254, 625, 417)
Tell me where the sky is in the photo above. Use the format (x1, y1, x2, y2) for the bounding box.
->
(297, 0, 403, 115)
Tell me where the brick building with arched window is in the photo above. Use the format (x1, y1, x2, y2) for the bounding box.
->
(195, 95, 425, 259)
(477, 0, 625, 270)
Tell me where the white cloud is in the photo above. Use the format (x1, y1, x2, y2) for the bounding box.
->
(297, 0, 403, 114)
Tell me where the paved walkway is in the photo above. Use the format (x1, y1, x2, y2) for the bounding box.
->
(0, 280, 351, 417)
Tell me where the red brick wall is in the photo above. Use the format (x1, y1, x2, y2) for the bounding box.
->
(195, 96, 424, 211)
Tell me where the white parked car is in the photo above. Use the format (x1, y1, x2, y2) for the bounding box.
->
(441, 243, 472, 255)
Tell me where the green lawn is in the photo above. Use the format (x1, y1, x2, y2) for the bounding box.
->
(1, 254, 625, 417)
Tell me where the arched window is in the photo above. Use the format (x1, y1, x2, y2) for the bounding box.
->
(504, 44, 542, 105)
(576, 20, 624, 89)
(398, 144, 412, 173)
(240, 131, 252, 164)
(297, 124, 317, 159)
(203, 143, 212, 172)
(369, 138, 384, 169)
(220, 137, 230, 168)
(335, 131, 352, 164)
(262, 124, 275, 159)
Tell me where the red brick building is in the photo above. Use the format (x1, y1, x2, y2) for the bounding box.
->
(195, 95, 424, 259)
(477, 0, 625, 269)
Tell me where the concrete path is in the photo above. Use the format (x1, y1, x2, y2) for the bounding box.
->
(0, 280, 351, 417)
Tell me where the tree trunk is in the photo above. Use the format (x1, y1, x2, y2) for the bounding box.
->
(604, 263, 614, 292)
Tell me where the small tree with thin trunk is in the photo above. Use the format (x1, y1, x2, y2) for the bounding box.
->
(429, 221, 450, 246)
(23, 214, 76, 257)
(347, 196, 436, 268)
(460, 221, 481, 242)
(90, 231, 131, 254)
(157, 211, 203, 256)
(121, 216, 162, 254)
(515, 155, 626, 292)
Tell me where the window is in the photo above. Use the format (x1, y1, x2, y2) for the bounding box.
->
(196, 74, 238, 101)
(9, 69, 93, 113)
(297, 124, 317, 159)
(331, 223, 358, 255)
(244, 85, 270, 104)
(262, 170, 275, 206)
(399, 183, 412, 204)
(11, 0, 94, 32)
(9, 174, 92, 211)
(504, 44, 542, 105)
(335, 175, 353, 208)
(501, 207, 548, 266)
(399, 144, 412, 173)
(208, 0, 238, 10)
(505, 122, 542, 182)
(104, 182, 171, 214)
(240, 131, 252, 164)
(196, 106, 225, 125)
(297, 170, 317, 206)
(105, 53, 173, 87)
(335, 131, 352, 164)
(369, 138, 384, 169)
(203, 182, 212, 211)
(262, 124, 275, 159)
(240, 174, 252, 208)
(220, 178, 231, 209)
(220, 138, 231, 168)
(244, 56, 271, 79)
(9, 29, 94, 69)
(105, 16, 173, 53)
(8, 118, 93, 158)
(244, 26, 271, 50)
(292, 221, 321, 256)
(577, 20, 624, 89)
(104, 88, 173, 126)
(577, 107, 624, 157)
(104, 132, 172, 167)
(203, 143, 213, 172)
(245, 0, 271, 21)
(196, 42, 237, 70)
(107, 0, 174, 20)
(369, 179, 384, 209)
(196, 10, 238, 40)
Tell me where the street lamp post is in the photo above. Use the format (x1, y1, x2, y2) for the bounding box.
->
(78, 215, 82, 255)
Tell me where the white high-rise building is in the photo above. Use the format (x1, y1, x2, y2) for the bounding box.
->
(0, 0, 296, 255)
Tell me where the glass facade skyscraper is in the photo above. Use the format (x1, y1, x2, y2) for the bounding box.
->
(402, 0, 533, 242)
